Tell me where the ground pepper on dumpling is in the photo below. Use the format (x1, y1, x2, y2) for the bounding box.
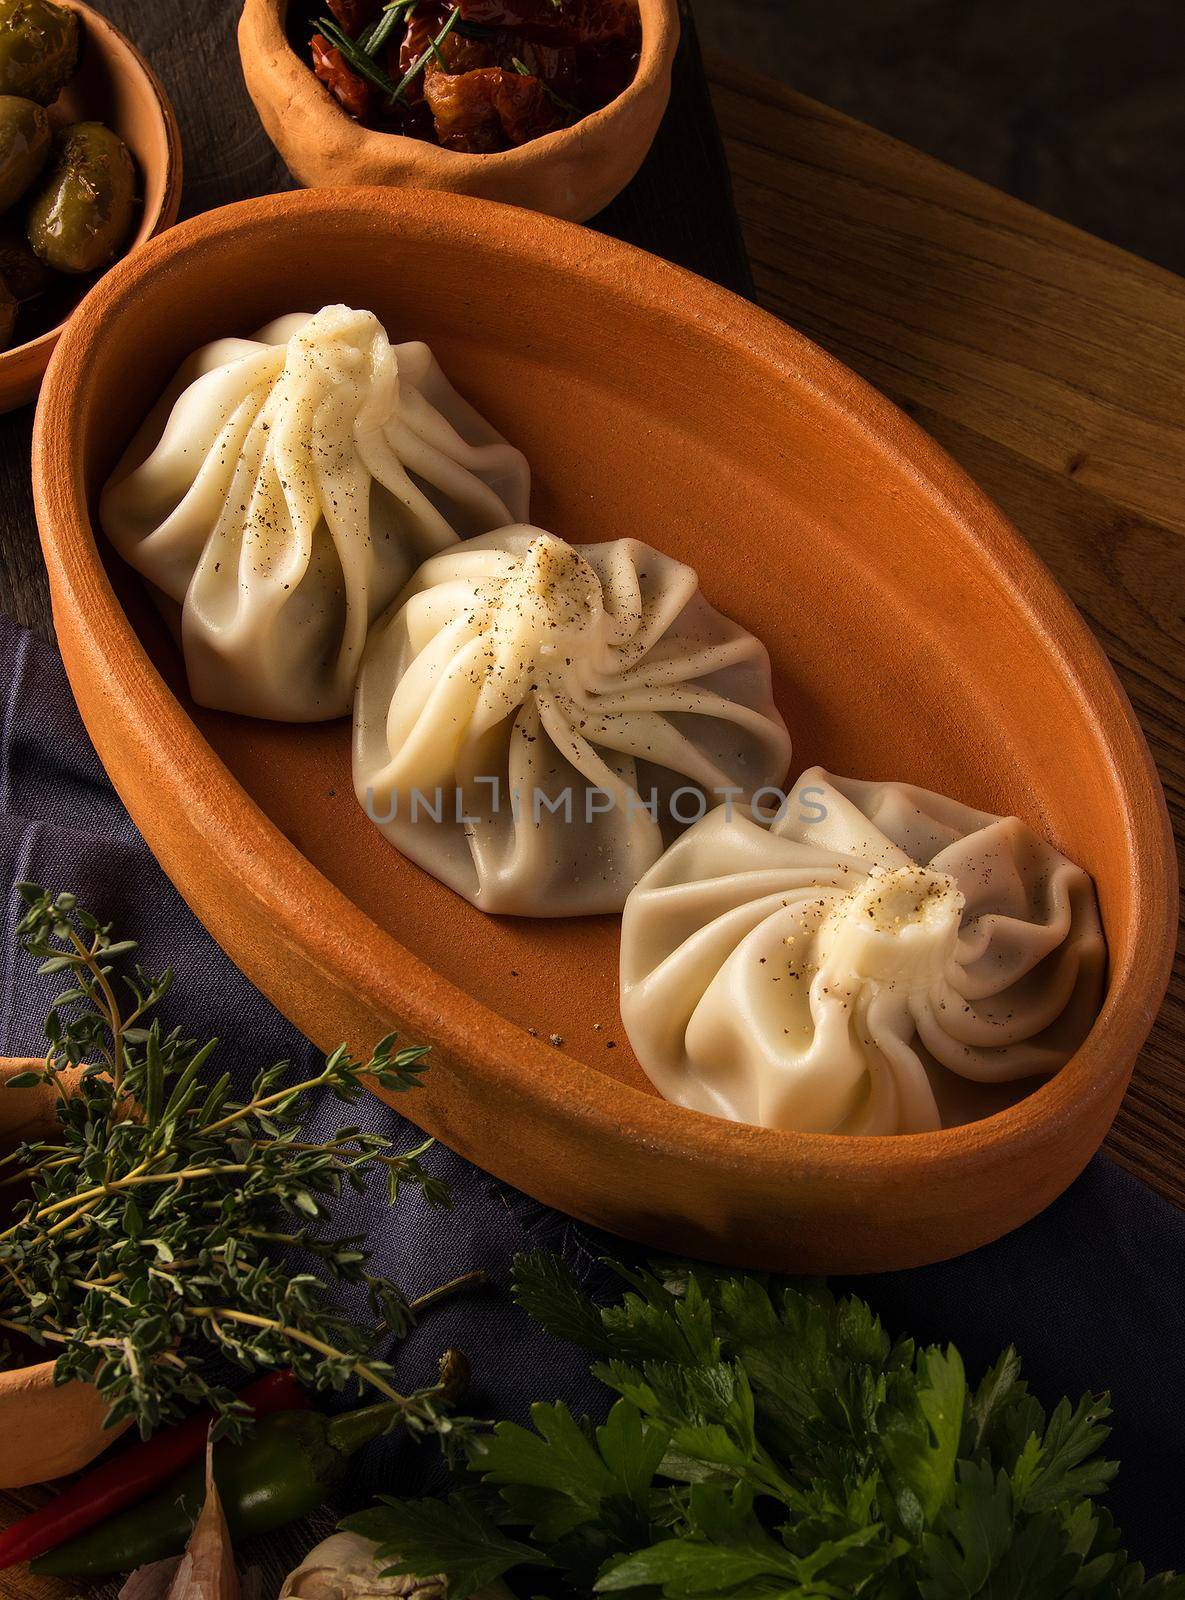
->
(353, 527, 793, 915)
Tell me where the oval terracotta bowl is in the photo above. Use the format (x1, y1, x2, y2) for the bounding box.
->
(0, 0, 183, 414)
(0, 1059, 130, 1487)
(31, 189, 1176, 1274)
(238, 0, 678, 221)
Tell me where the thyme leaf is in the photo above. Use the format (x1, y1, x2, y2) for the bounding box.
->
(0, 886, 482, 1447)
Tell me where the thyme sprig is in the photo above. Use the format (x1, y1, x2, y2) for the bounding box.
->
(0, 886, 480, 1446)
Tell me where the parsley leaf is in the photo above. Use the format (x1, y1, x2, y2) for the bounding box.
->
(597, 1482, 802, 1595)
(343, 1491, 546, 1599)
(513, 1251, 613, 1355)
(349, 1256, 1184, 1598)
(1011, 1393, 1117, 1513)
(475, 1400, 644, 1539)
(882, 1346, 966, 1534)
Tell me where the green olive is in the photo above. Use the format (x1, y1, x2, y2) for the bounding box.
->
(0, 271, 16, 349)
(0, 219, 48, 295)
(0, 93, 48, 211)
(27, 120, 136, 274)
(0, 0, 79, 105)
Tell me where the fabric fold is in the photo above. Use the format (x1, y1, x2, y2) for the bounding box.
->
(0, 613, 1181, 1570)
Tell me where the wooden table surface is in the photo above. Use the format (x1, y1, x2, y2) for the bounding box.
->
(2, 17, 1183, 1600)
(706, 57, 1185, 1207)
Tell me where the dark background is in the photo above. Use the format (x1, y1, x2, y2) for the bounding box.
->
(697, 0, 1183, 276)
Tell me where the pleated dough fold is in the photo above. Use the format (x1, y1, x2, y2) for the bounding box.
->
(620, 767, 1105, 1133)
(353, 528, 793, 916)
(101, 306, 530, 721)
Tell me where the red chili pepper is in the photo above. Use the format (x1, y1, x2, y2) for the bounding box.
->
(0, 1369, 310, 1570)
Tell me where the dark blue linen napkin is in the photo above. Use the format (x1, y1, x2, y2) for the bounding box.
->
(2, 611, 1182, 1572)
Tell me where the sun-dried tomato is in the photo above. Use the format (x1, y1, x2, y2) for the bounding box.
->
(439, 27, 493, 73)
(399, 0, 446, 68)
(459, 0, 638, 47)
(311, 33, 374, 120)
(492, 35, 580, 102)
(394, 8, 433, 104)
(423, 63, 505, 149)
(308, 0, 638, 145)
(391, 3, 484, 103)
(325, 0, 382, 35)
(490, 65, 565, 142)
(570, 39, 636, 108)
(424, 62, 563, 150)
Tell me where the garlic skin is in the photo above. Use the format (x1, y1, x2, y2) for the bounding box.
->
(620, 767, 1106, 1134)
(278, 1534, 441, 1600)
(278, 1534, 513, 1600)
(101, 307, 529, 722)
(354, 527, 792, 916)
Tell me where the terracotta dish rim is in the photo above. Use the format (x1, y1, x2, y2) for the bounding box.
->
(30, 189, 1178, 1266)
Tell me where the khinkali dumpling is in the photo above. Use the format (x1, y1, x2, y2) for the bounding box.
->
(101, 306, 530, 721)
(620, 767, 1105, 1134)
(353, 528, 793, 916)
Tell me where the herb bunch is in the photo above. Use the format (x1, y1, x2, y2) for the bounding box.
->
(349, 1255, 1184, 1599)
(0, 886, 478, 1445)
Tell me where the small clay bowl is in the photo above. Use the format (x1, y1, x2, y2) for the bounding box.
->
(238, 0, 678, 222)
(0, 1058, 130, 1488)
(0, 0, 183, 414)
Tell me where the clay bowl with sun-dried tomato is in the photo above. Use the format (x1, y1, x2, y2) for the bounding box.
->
(238, 0, 679, 221)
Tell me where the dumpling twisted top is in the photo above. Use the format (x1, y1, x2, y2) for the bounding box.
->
(620, 767, 1105, 1134)
(101, 306, 529, 721)
(353, 528, 793, 916)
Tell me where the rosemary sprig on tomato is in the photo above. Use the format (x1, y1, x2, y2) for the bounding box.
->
(305, 0, 640, 152)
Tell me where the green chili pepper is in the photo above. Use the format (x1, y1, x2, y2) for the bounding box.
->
(31, 1402, 401, 1578)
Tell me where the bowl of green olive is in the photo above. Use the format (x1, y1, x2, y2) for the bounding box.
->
(0, 0, 182, 411)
